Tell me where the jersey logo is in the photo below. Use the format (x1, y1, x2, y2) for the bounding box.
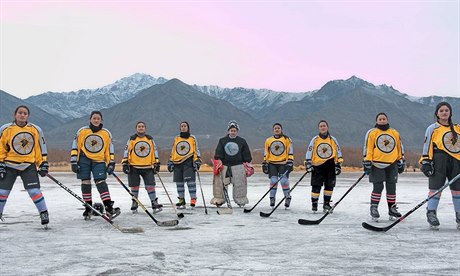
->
(376, 134, 395, 153)
(224, 142, 239, 156)
(269, 141, 285, 156)
(134, 141, 151, 157)
(442, 131, 460, 154)
(316, 143, 332, 159)
(12, 132, 34, 155)
(176, 141, 191, 156)
(84, 134, 104, 153)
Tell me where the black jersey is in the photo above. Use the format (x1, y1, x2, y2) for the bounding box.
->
(214, 135, 252, 166)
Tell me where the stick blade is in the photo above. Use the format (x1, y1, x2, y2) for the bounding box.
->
(157, 220, 179, 227)
(361, 222, 389, 232)
(259, 211, 272, 217)
(121, 227, 144, 233)
(217, 208, 233, 215)
(298, 218, 321, 225)
(243, 208, 253, 213)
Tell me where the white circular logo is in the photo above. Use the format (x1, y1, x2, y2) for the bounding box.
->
(224, 142, 240, 156)
(176, 141, 191, 156)
(442, 131, 460, 153)
(134, 141, 151, 157)
(12, 132, 34, 155)
(84, 135, 104, 153)
(316, 143, 333, 159)
(269, 141, 285, 156)
(376, 134, 395, 153)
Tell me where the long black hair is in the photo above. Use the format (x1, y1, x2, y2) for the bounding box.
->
(435, 102, 457, 145)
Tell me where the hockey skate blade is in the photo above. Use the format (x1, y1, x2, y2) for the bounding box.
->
(120, 226, 144, 233)
(157, 220, 179, 227)
(429, 225, 440, 231)
(217, 208, 233, 215)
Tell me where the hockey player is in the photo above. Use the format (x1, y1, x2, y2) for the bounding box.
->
(363, 113, 405, 221)
(0, 105, 50, 226)
(211, 120, 252, 207)
(262, 123, 294, 208)
(167, 121, 201, 209)
(70, 111, 120, 219)
(121, 122, 163, 213)
(420, 102, 460, 230)
(305, 120, 343, 213)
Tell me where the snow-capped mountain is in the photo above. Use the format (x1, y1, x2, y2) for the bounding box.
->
(193, 85, 311, 118)
(25, 73, 168, 121)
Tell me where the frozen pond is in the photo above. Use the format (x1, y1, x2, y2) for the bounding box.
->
(1, 172, 459, 275)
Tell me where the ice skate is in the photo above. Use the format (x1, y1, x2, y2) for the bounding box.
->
(426, 210, 440, 230)
(312, 202, 318, 213)
(270, 197, 275, 208)
(40, 210, 49, 228)
(323, 202, 333, 214)
(190, 198, 197, 209)
(92, 202, 104, 216)
(370, 204, 380, 222)
(388, 204, 402, 221)
(0, 213, 4, 222)
(176, 197, 186, 209)
(104, 200, 121, 219)
(284, 196, 291, 209)
(152, 198, 163, 214)
(131, 199, 138, 213)
(83, 202, 92, 220)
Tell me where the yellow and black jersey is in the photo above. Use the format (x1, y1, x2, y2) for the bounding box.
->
(306, 135, 343, 166)
(420, 123, 460, 162)
(70, 126, 114, 164)
(363, 127, 404, 168)
(0, 122, 48, 170)
(169, 135, 201, 164)
(121, 134, 159, 168)
(264, 136, 294, 164)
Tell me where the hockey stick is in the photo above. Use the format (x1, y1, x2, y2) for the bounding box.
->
(196, 171, 208, 215)
(362, 173, 460, 232)
(217, 171, 233, 215)
(47, 173, 144, 233)
(260, 171, 309, 218)
(155, 173, 184, 219)
(244, 170, 289, 213)
(111, 173, 179, 227)
(298, 172, 366, 225)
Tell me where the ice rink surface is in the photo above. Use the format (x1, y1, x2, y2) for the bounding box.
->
(1, 172, 459, 275)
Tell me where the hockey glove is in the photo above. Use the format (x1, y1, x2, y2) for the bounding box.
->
(262, 162, 269, 174)
(363, 160, 372, 175)
(0, 162, 6, 180)
(397, 159, 405, 174)
(286, 160, 294, 172)
(243, 162, 254, 177)
(38, 161, 49, 177)
(167, 160, 174, 173)
(194, 159, 202, 171)
(154, 163, 161, 174)
(71, 161, 80, 174)
(421, 160, 434, 177)
(106, 161, 116, 175)
(122, 163, 130, 174)
(304, 160, 313, 173)
(335, 163, 342, 176)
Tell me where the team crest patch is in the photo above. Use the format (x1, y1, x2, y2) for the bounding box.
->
(442, 132, 460, 153)
(84, 135, 104, 153)
(12, 132, 34, 155)
(269, 141, 285, 156)
(316, 143, 332, 159)
(176, 141, 191, 156)
(376, 134, 395, 153)
(134, 141, 151, 157)
(224, 142, 239, 156)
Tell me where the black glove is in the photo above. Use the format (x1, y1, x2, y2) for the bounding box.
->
(0, 162, 6, 180)
(154, 163, 161, 174)
(122, 163, 130, 174)
(38, 161, 49, 177)
(363, 160, 372, 175)
(167, 161, 174, 173)
(262, 162, 269, 174)
(286, 160, 294, 172)
(304, 160, 313, 173)
(106, 161, 115, 175)
(194, 159, 201, 171)
(397, 159, 405, 174)
(421, 160, 434, 177)
(335, 163, 342, 176)
(71, 161, 80, 174)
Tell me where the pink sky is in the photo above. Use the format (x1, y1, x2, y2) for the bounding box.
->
(1, 1, 459, 98)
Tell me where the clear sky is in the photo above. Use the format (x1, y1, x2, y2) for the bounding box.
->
(1, 0, 459, 99)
